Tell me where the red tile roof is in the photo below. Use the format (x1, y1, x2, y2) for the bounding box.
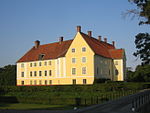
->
(17, 32, 124, 63)
(109, 49, 124, 59)
(17, 40, 73, 62)
(80, 32, 116, 58)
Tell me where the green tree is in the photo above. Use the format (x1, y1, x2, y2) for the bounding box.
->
(128, 0, 150, 25)
(0, 65, 16, 86)
(133, 33, 150, 64)
(133, 65, 150, 82)
(127, 0, 150, 65)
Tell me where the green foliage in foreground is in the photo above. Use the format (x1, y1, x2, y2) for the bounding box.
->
(0, 82, 149, 105)
(0, 65, 16, 86)
(127, 65, 150, 82)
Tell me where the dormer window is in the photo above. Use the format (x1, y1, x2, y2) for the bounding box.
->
(38, 54, 45, 60)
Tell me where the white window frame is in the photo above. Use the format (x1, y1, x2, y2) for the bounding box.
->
(39, 80, 42, 85)
(82, 57, 86, 63)
(34, 80, 37, 85)
(45, 70, 47, 76)
(39, 62, 42, 66)
(30, 71, 32, 77)
(82, 47, 86, 52)
(72, 68, 76, 75)
(49, 80, 52, 85)
(39, 71, 42, 76)
(34, 62, 36, 67)
(30, 80, 32, 85)
(49, 70, 52, 76)
(21, 63, 24, 68)
(83, 79, 87, 84)
(82, 67, 86, 74)
(72, 48, 75, 53)
(44, 61, 47, 66)
(72, 58, 76, 63)
(30, 63, 32, 67)
(21, 72, 24, 77)
(49, 61, 52, 65)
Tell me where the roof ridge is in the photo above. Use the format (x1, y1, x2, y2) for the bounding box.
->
(80, 32, 114, 47)
(39, 39, 73, 47)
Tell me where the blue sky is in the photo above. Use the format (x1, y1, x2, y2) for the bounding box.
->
(0, 0, 149, 70)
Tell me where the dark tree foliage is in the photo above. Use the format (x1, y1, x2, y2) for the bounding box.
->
(133, 33, 150, 64)
(129, 0, 150, 25)
(0, 65, 16, 86)
(127, 65, 150, 82)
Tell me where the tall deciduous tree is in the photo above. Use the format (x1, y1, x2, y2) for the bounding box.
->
(133, 33, 150, 64)
(128, 0, 150, 25)
(127, 0, 150, 65)
(0, 65, 16, 86)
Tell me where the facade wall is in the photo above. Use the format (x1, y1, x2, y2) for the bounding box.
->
(65, 32, 95, 84)
(113, 59, 124, 81)
(94, 55, 113, 80)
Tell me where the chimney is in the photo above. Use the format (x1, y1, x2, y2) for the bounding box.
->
(59, 36, 63, 44)
(104, 38, 107, 43)
(98, 36, 101, 41)
(77, 26, 81, 32)
(34, 40, 40, 48)
(112, 41, 115, 46)
(87, 31, 92, 37)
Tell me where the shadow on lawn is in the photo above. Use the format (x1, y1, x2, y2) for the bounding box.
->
(0, 96, 18, 108)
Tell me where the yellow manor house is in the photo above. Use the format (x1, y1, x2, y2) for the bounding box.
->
(17, 26, 126, 86)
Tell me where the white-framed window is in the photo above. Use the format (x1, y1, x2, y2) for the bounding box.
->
(45, 80, 47, 85)
(30, 63, 32, 67)
(39, 71, 42, 76)
(49, 80, 52, 85)
(72, 79, 76, 85)
(39, 80, 42, 85)
(72, 48, 75, 53)
(44, 61, 47, 66)
(115, 61, 118, 65)
(82, 47, 86, 52)
(72, 58, 76, 63)
(30, 80, 32, 85)
(34, 80, 37, 85)
(21, 72, 24, 77)
(34, 63, 36, 67)
(21, 81, 24, 85)
(45, 71, 47, 76)
(82, 67, 86, 74)
(34, 71, 37, 76)
(49, 61, 51, 65)
(30, 71, 32, 77)
(82, 57, 86, 63)
(39, 62, 42, 66)
(21, 63, 24, 68)
(72, 68, 76, 75)
(38, 54, 45, 60)
(83, 79, 87, 84)
(49, 70, 52, 76)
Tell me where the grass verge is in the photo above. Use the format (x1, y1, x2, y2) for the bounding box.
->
(0, 103, 73, 110)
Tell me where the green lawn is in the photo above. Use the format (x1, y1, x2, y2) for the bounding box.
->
(0, 103, 73, 110)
